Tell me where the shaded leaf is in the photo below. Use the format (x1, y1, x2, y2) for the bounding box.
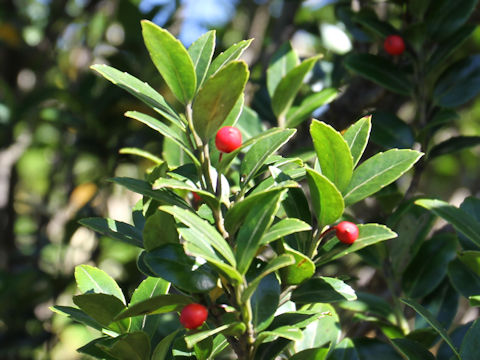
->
(279, 244, 315, 285)
(97, 332, 150, 360)
(116, 294, 191, 320)
(448, 258, 480, 298)
(344, 54, 412, 96)
(402, 234, 457, 298)
(370, 111, 414, 149)
(460, 319, 480, 360)
(415, 198, 480, 249)
(143, 211, 178, 251)
(400, 298, 460, 359)
(429, 136, 480, 159)
(390, 338, 435, 360)
(143, 245, 217, 293)
(251, 273, 280, 331)
(50, 305, 103, 331)
(434, 55, 480, 107)
(73, 293, 126, 330)
(79, 218, 143, 248)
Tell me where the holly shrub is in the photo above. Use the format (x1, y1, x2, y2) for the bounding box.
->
(52, 1, 480, 358)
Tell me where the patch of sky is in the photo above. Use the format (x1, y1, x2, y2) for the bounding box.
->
(139, 0, 239, 46)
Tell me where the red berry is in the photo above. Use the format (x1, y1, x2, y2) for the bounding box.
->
(335, 221, 359, 245)
(180, 303, 208, 330)
(192, 192, 202, 202)
(215, 126, 242, 153)
(384, 35, 405, 56)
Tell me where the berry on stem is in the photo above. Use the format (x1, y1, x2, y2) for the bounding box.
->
(192, 192, 202, 202)
(335, 221, 359, 245)
(215, 126, 242, 153)
(384, 35, 405, 56)
(180, 303, 208, 330)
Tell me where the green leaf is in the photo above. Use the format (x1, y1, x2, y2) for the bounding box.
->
(141, 20, 196, 104)
(222, 93, 244, 127)
(225, 186, 289, 234)
(459, 196, 480, 249)
(129, 277, 170, 333)
(448, 258, 480, 298)
(73, 293, 126, 330)
(142, 245, 217, 293)
(77, 338, 117, 360)
(192, 61, 249, 142)
(251, 273, 280, 331)
(50, 305, 103, 330)
(240, 128, 296, 188)
(460, 319, 480, 360)
(306, 168, 344, 228)
(79, 218, 143, 248)
(310, 119, 353, 192)
(316, 224, 397, 266)
(458, 250, 480, 276)
(143, 211, 178, 251)
(344, 54, 412, 96)
(256, 326, 304, 345)
(151, 330, 179, 360)
(267, 42, 299, 97)
(294, 303, 341, 351)
(469, 295, 480, 307)
(292, 277, 357, 304)
(282, 188, 312, 253)
(115, 294, 191, 320)
(329, 337, 360, 360)
(124, 111, 199, 167)
(98, 332, 150, 360)
(90, 64, 181, 128)
(218, 127, 285, 173)
(390, 338, 435, 360)
(279, 244, 315, 285)
(260, 218, 311, 245)
(426, 0, 477, 39)
(343, 115, 371, 168)
(370, 111, 415, 149)
(267, 308, 330, 331)
(236, 191, 285, 274)
(434, 55, 480, 107)
(109, 177, 190, 209)
(272, 56, 321, 119)
(290, 347, 329, 360)
(185, 323, 243, 348)
(343, 149, 423, 207)
(429, 136, 480, 159)
(402, 234, 457, 299)
(159, 205, 236, 266)
(188, 30, 216, 90)
(415, 198, 480, 248)
(286, 88, 338, 128)
(74, 265, 126, 304)
(119, 147, 164, 165)
(206, 39, 252, 78)
(400, 298, 460, 359)
(387, 200, 435, 276)
(242, 254, 295, 301)
(427, 25, 475, 70)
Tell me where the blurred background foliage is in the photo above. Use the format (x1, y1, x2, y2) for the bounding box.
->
(0, 0, 479, 359)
